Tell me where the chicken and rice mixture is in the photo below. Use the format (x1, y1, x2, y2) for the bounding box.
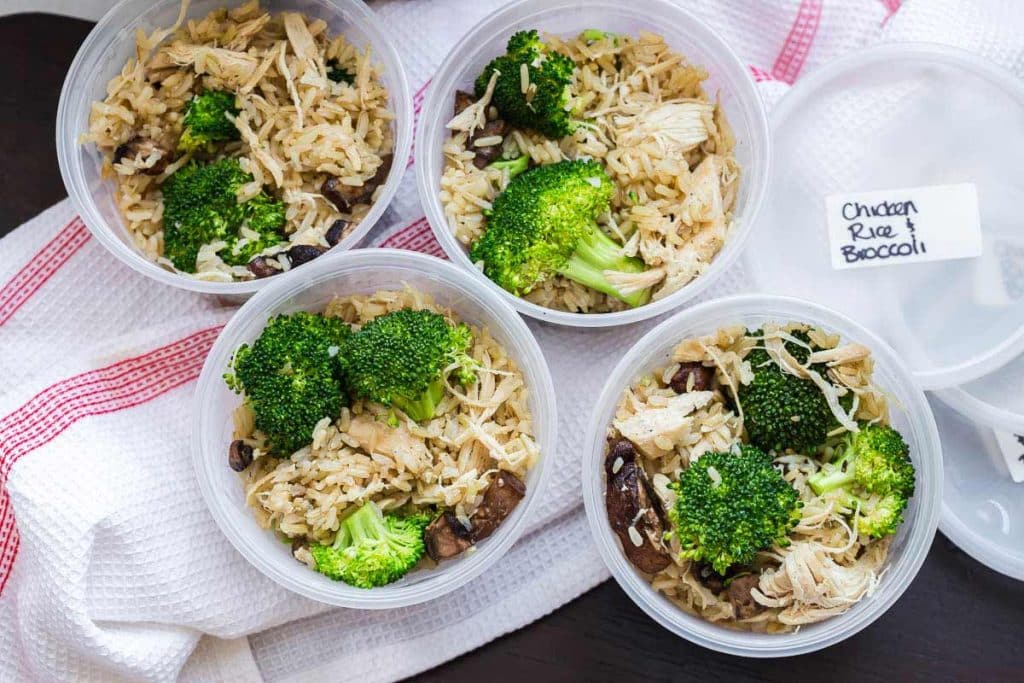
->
(603, 322, 917, 631)
(84, 0, 394, 281)
(227, 288, 539, 587)
(441, 30, 739, 313)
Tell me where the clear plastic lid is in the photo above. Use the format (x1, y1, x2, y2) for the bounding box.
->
(931, 396, 1024, 581)
(746, 44, 1024, 390)
(938, 352, 1024, 433)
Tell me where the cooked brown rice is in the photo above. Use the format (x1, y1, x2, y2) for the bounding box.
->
(441, 31, 740, 313)
(232, 288, 539, 555)
(609, 322, 895, 632)
(84, 0, 394, 281)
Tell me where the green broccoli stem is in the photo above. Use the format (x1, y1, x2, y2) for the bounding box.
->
(334, 502, 384, 549)
(557, 221, 650, 307)
(808, 450, 854, 495)
(392, 377, 445, 422)
(488, 156, 529, 178)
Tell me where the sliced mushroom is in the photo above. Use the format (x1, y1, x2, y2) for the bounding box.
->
(468, 470, 526, 542)
(321, 177, 363, 212)
(725, 574, 764, 619)
(424, 511, 473, 562)
(454, 90, 475, 117)
(470, 118, 507, 169)
(694, 562, 727, 593)
(320, 154, 393, 212)
(669, 361, 714, 394)
(362, 153, 393, 199)
(604, 438, 671, 574)
(286, 244, 327, 267)
(325, 219, 353, 247)
(423, 470, 526, 562)
(247, 256, 281, 279)
(228, 439, 253, 471)
(112, 136, 169, 176)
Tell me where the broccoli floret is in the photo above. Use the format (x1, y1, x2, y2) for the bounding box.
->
(469, 159, 651, 307)
(178, 90, 240, 152)
(326, 59, 355, 84)
(669, 445, 801, 575)
(309, 501, 431, 588)
(474, 29, 579, 139)
(738, 330, 834, 454)
(580, 29, 619, 44)
(225, 311, 351, 455)
(339, 309, 478, 422)
(162, 158, 287, 272)
(488, 155, 530, 179)
(808, 424, 915, 538)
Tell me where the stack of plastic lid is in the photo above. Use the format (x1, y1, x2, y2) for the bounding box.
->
(745, 43, 1024, 580)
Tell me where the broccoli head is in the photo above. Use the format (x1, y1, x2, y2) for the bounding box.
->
(469, 159, 651, 307)
(225, 311, 352, 455)
(162, 158, 287, 272)
(309, 501, 432, 588)
(808, 423, 915, 538)
(738, 330, 835, 454)
(178, 90, 240, 153)
(669, 445, 801, 575)
(474, 29, 578, 139)
(326, 59, 355, 85)
(339, 309, 478, 422)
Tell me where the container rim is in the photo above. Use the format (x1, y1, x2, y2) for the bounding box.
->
(930, 395, 1024, 582)
(56, 0, 414, 296)
(191, 248, 557, 607)
(753, 41, 1024, 390)
(581, 293, 943, 656)
(415, 0, 771, 328)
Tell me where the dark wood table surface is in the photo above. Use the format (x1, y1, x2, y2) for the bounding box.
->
(2, 12, 1021, 682)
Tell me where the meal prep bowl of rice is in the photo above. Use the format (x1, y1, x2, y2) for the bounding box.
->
(193, 249, 555, 607)
(57, 0, 412, 295)
(416, 0, 770, 327)
(582, 294, 941, 656)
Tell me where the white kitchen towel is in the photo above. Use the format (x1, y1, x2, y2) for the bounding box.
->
(2, 0, 1024, 681)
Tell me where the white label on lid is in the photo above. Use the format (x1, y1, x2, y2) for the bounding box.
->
(993, 431, 1024, 483)
(825, 183, 982, 270)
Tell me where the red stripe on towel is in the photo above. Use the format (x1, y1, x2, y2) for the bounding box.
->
(0, 325, 223, 595)
(381, 217, 447, 259)
(771, 0, 823, 84)
(0, 218, 91, 327)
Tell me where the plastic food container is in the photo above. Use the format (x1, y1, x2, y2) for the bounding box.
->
(581, 294, 942, 656)
(937, 352, 1024, 435)
(929, 396, 1024, 582)
(746, 43, 1024, 390)
(415, 0, 770, 328)
(192, 249, 557, 608)
(56, 0, 413, 297)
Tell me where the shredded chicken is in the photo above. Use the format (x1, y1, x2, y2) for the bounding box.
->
(613, 390, 714, 458)
(283, 12, 318, 62)
(345, 414, 431, 475)
(752, 540, 887, 625)
(808, 343, 871, 367)
(151, 43, 260, 88)
(614, 100, 714, 157)
(447, 71, 499, 134)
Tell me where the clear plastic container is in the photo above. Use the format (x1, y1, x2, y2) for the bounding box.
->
(56, 0, 413, 298)
(930, 396, 1024, 582)
(937, 351, 1024, 434)
(745, 43, 1024, 389)
(192, 249, 557, 608)
(414, 0, 770, 328)
(581, 294, 942, 656)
